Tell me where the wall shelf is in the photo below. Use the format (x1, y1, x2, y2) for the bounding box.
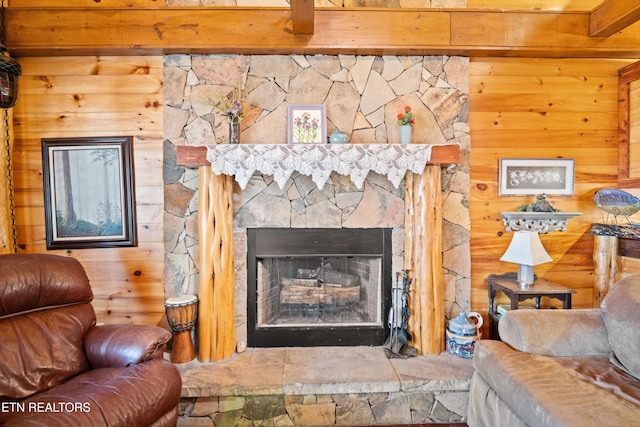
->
(500, 212, 582, 234)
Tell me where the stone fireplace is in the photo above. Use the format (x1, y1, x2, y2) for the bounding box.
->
(167, 53, 472, 361)
(172, 143, 459, 360)
(247, 227, 392, 347)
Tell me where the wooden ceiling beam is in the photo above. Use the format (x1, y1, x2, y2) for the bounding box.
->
(291, 0, 314, 35)
(6, 7, 640, 58)
(590, 0, 640, 37)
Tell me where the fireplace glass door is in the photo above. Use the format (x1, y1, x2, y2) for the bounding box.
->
(247, 228, 392, 347)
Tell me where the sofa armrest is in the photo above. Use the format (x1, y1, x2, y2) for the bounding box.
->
(84, 324, 172, 368)
(498, 308, 612, 357)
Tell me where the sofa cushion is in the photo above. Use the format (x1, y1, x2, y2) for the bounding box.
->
(473, 340, 640, 427)
(0, 304, 95, 400)
(601, 274, 640, 380)
(498, 308, 611, 357)
(0, 359, 182, 427)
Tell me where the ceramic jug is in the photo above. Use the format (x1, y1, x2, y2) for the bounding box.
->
(445, 312, 483, 358)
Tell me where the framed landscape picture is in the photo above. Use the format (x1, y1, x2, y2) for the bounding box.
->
(499, 158, 575, 196)
(42, 136, 137, 249)
(287, 104, 327, 144)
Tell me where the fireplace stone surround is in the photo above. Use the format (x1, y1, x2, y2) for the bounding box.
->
(166, 53, 471, 361)
(175, 143, 459, 361)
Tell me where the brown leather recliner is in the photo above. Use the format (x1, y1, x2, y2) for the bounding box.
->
(0, 254, 181, 427)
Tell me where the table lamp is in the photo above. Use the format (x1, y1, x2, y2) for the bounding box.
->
(500, 230, 552, 288)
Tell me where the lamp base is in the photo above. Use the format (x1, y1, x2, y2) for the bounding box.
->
(516, 264, 535, 288)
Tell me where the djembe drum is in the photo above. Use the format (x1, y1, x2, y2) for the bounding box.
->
(164, 294, 198, 363)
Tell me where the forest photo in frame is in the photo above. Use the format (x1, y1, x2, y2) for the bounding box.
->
(42, 136, 137, 249)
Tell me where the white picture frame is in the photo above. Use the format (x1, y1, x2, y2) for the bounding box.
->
(287, 104, 327, 144)
(499, 158, 575, 196)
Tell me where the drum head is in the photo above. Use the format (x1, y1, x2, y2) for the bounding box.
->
(165, 294, 198, 305)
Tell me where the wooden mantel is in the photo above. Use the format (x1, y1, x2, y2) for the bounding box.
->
(176, 144, 460, 168)
(178, 143, 459, 360)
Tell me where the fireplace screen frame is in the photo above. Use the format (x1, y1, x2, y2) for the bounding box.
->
(247, 228, 392, 348)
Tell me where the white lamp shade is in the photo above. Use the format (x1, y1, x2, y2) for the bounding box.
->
(500, 231, 552, 266)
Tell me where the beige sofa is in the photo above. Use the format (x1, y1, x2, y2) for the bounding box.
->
(468, 275, 640, 427)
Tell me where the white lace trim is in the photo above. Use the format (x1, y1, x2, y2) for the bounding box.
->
(206, 144, 446, 190)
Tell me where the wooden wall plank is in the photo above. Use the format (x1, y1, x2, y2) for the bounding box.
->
(11, 0, 161, 6)
(469, 57, 633, 337)
(18, 75, 163, 95)
(15, 56, 162, 75)
(12, 55, 165, 326)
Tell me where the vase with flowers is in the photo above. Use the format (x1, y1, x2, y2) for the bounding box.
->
(213, 86, 246, 144)
(397, 105, 416, 144)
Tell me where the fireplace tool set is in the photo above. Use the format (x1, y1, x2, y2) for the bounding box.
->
(384, 269, 415, 357)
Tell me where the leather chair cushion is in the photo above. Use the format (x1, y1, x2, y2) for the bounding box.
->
(0, 254, 92, 318)
(0, 359, 182, 427)
(0, 304, 95, 400)
(601, 275, 640, 380)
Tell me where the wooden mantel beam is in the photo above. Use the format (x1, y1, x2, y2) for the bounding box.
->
(176, 144, 460, 169)
(590, 0, 640, 37)
(291, 0, 314, 35)
(6, 7, 640, 58)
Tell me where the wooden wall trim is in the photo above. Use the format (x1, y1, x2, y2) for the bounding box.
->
(617, 60, 640, 186)
(7, 7, 640, 58)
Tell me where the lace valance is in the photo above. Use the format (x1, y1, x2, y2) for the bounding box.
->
(206, 144, 448, 190)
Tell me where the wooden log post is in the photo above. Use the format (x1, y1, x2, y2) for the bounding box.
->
(197, 166, 236, 362)
(405, 166, 444, 354)
(593, 234, 620, 307)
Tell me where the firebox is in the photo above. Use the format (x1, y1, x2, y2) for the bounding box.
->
(247, 228, 392, 347)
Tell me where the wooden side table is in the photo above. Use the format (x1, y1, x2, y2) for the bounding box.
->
(486, 273, 576, 339)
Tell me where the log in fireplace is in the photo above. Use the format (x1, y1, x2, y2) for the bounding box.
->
(247, 228, 392, 347)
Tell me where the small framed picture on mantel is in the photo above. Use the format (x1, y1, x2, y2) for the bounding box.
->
(287, 104, 327, 144)
(499, 158, 575, 196)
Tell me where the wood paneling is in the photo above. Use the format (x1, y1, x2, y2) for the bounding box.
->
(12, 55, 165, 327)
(469, 57, 636, 333)
(7, 7, 640, 58)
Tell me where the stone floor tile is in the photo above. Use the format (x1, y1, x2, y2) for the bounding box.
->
(178, 351, 251, 397)
(391, 351, 474, 391)
(239, 348, 287, 395)
(282, 346, 400, 395)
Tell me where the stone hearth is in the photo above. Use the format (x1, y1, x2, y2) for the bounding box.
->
(175, 346, 473, 426)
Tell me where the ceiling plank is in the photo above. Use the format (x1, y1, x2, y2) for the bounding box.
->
(291, 0, 314, 35)
(590, 0, 640, 37)
(6, 7, 640, 58)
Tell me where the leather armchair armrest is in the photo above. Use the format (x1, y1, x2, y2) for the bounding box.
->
(498, 309, 612, 357)
(84, 324, 172, 368)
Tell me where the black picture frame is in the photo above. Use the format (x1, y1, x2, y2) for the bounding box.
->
(42, 136, 137, 249)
